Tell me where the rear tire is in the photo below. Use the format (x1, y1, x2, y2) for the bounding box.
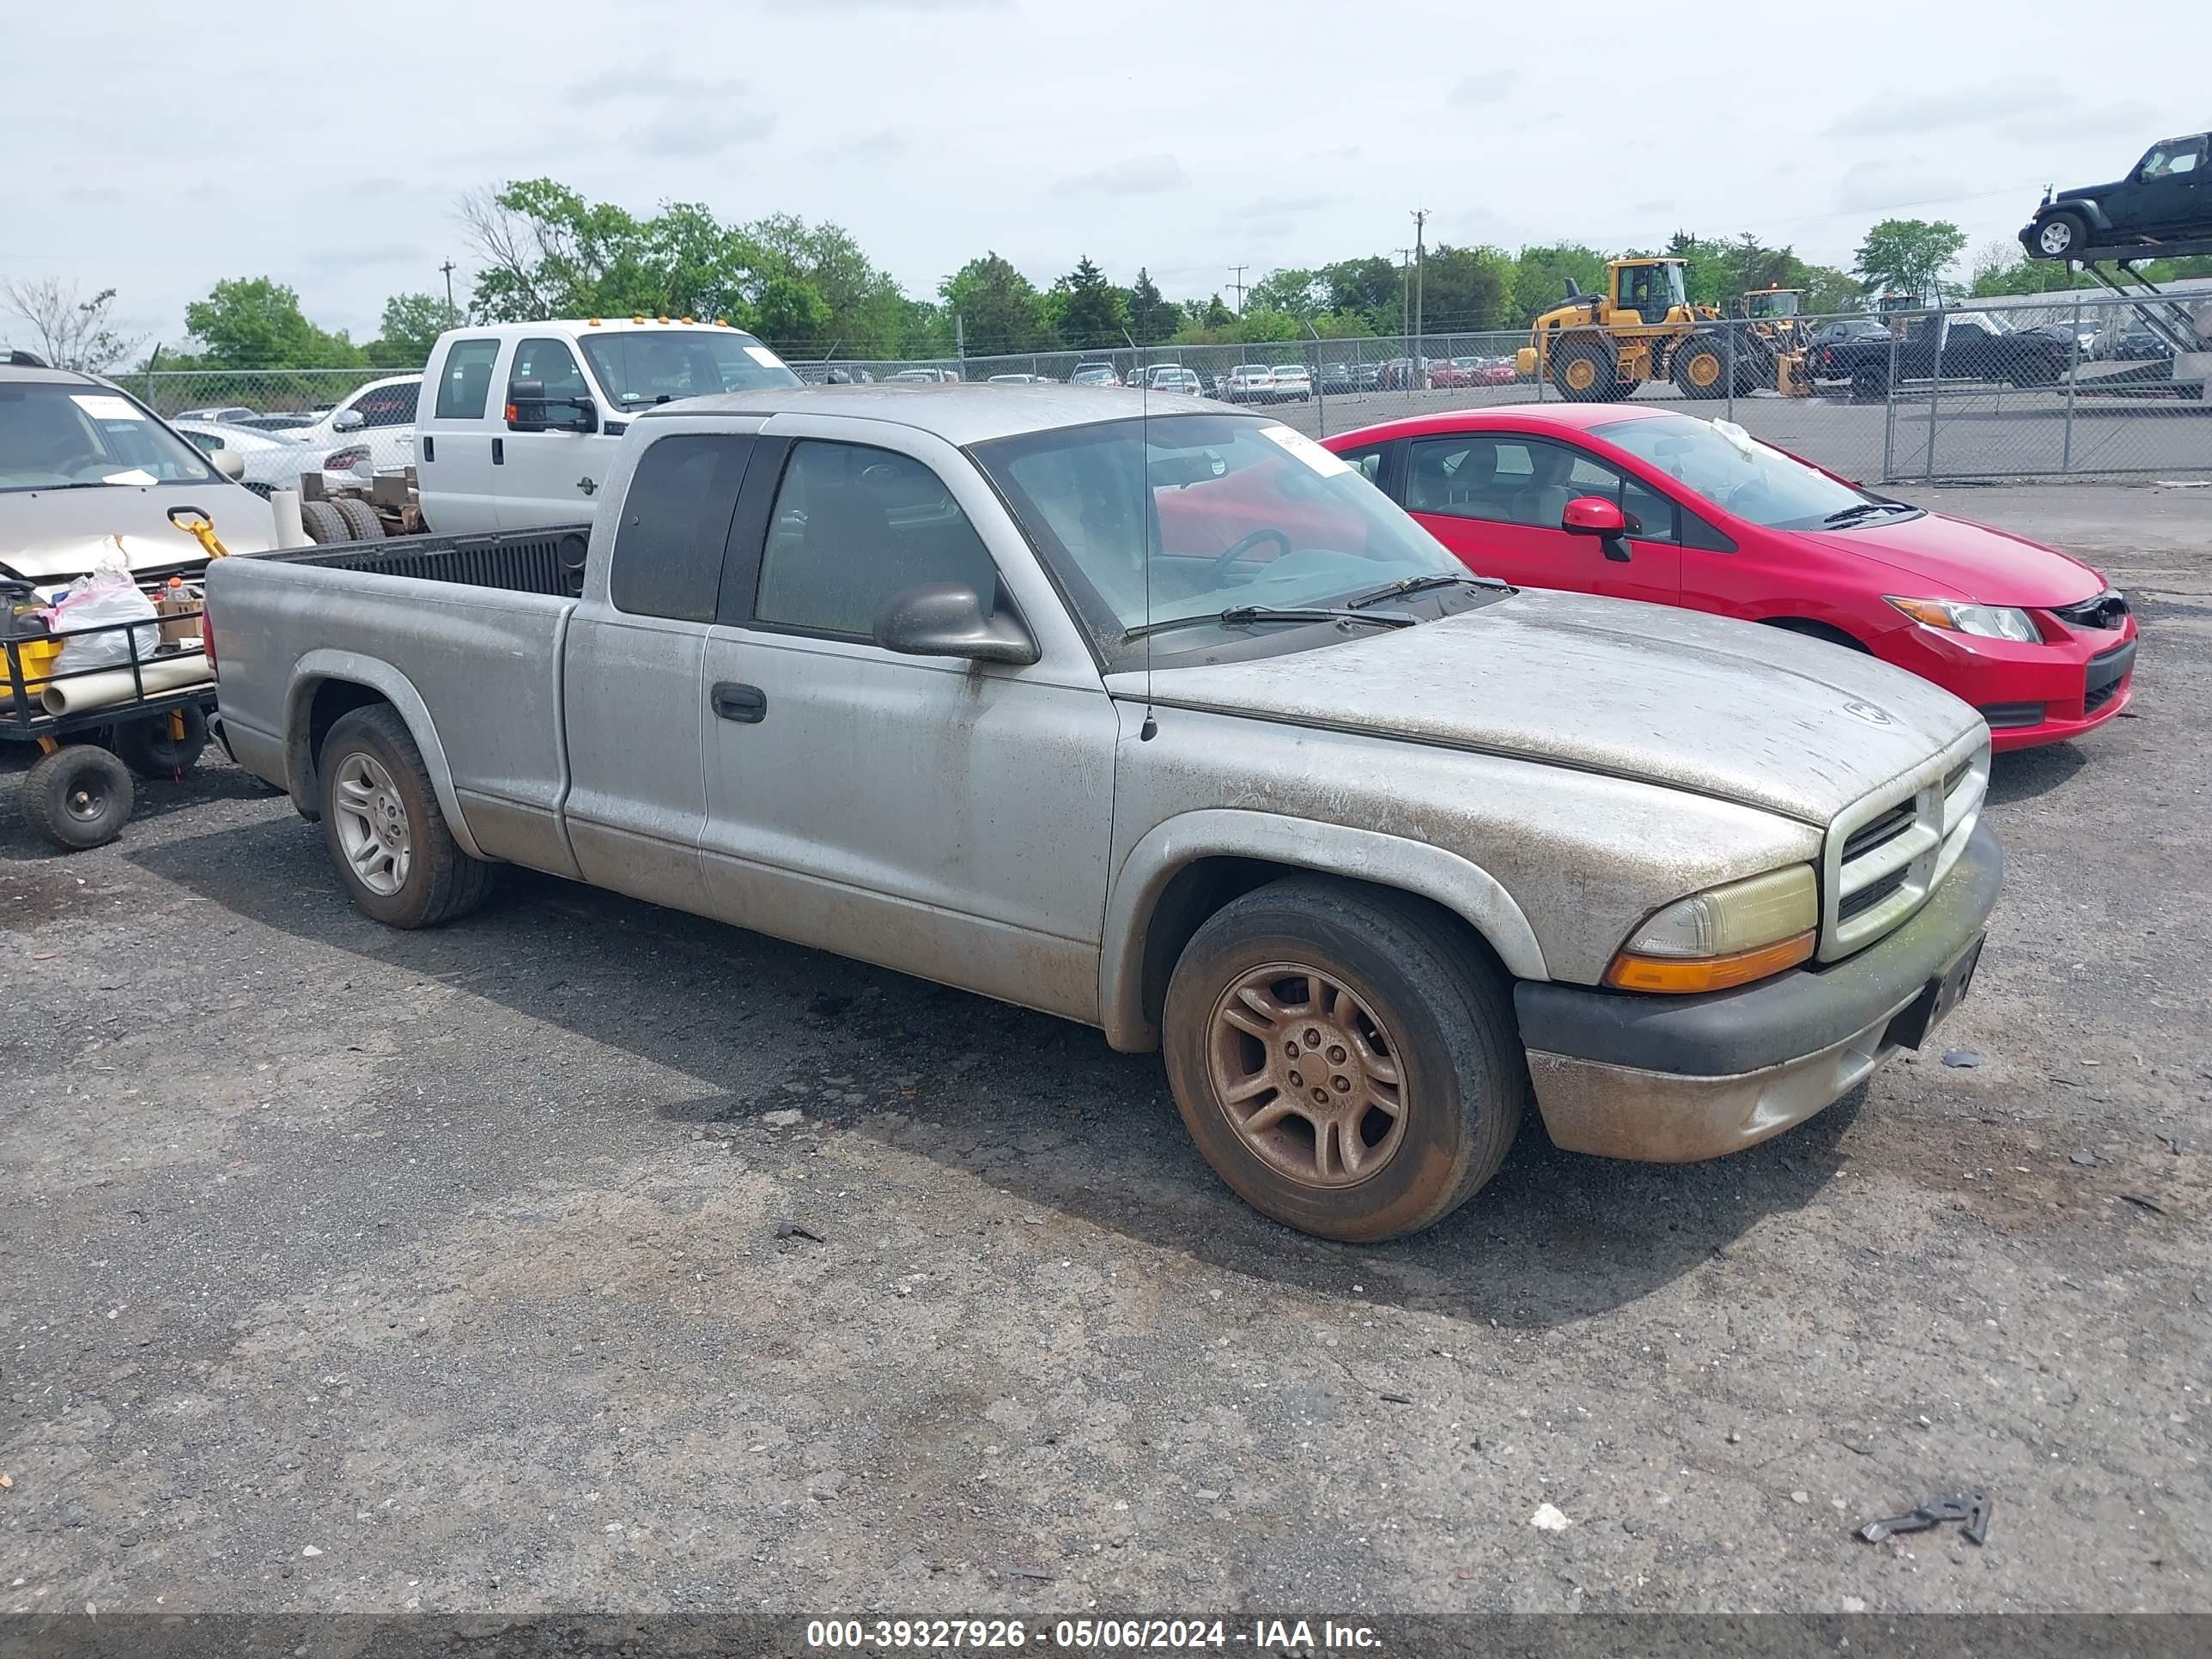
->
(111, 704, 210, 780)
(318, 704, 495, 929)
(331, 496, 383, 540)
(299, 499, 348, 544)
(1163, 877, 1525, 1242)
(25, 744, 134, 851)
(1850, 366, 1890, 403)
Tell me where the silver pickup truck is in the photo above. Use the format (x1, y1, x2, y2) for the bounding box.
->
(207, 386, 2001, 1242)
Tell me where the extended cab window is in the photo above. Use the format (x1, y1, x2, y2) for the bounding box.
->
(436, 340, 501, 420)
(607, 434, 755, 623)
(753, 441, 1000, 639)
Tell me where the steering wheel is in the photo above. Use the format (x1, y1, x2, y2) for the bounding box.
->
(1208, 526, 1293, 581)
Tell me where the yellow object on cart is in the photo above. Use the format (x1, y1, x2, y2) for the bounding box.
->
(7, 635, 64, 696)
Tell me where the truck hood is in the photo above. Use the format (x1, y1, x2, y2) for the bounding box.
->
(1790, 511, 2107, 607)
(2054, 182, 2121, 204)
(1113, 591, 1983, 826)
(0, 484, 279, 585)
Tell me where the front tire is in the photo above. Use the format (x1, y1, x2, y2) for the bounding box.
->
(1551, 339, 1615, 403)
(2034, 211, 2086, 259)
(1672, 335, 1729, 399)
(26, 744, 134, 851)
(1163, 877, 1526, 1242)
(318, 704, 495, 928)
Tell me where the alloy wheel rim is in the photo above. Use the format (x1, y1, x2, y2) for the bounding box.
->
(1206, 963, 1409, 1189)
(333, 750, 411, 896)
(2039, 222, 2071, 255)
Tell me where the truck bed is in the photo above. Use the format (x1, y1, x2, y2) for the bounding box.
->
(265, 525, 592, 598)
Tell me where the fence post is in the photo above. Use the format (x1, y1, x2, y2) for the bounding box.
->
(1923, 309, 1942, 483)
(1724, 318, 1737, 424)
(2061, 289, 2081, 475)
(1306, 323, 1326, 438)
(1881, 331, 1898, 482)
(143, 343, 161, 408)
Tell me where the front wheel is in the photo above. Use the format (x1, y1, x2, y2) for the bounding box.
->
(25, 744, 134, 851)
(2034, 211, 2086, 259)
(318, 703, 495, 928)
(1163, 877, 1526, 1242)
(1673, 336, 1729, 399)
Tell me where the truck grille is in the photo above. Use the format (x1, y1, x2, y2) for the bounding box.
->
(1820, 737, 1987, 962)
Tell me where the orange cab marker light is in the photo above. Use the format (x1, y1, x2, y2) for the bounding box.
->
(657, 315, 670, 324)
(1605, 931, 1816, 994)
(681, 315, 694, 324)
(632, 315, 645, 324)
(586, 318, 601, 326)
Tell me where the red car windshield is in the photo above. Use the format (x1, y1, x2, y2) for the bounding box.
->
(1592, 413, 1899, 531)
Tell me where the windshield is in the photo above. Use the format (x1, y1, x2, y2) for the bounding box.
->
(1591, 412, 1887, 531)
(1750, 291, 1802, 317)
(972, 414, 1466, 652)
(1272, 365, 1306, 376)
(577, 329, 801, 407)
(1073, 367, 1113, 380)
(0, 381, 219, 493)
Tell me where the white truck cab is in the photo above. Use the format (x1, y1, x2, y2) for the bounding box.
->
(413, 319, 800, 533)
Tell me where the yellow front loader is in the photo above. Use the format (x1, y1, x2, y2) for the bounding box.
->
(1516, 259, 1808, 401)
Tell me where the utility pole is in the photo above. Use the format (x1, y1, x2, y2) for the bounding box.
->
(1228, 264, 1249, 314)
(1394, 250, 1412, 389)
(439, 259, 459, 325)
(1411, 210, 1429, 386)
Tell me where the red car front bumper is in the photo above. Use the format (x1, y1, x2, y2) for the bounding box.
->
(1875, 616, 2138, 751)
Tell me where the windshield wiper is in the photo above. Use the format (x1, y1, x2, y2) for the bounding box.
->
(1822, 501, 1918, 526)
(1346, 572, 1506, 610)
(1124, 605, 1419, 643)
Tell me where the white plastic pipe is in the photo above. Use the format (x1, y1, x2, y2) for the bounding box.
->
(40, 653, 213, 715)
(270, 488, 309, 549)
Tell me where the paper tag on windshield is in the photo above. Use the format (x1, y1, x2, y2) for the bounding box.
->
(743, 344, 786, 368)
(70, 393, 144, 421)
(1260, 424, 1352, 477)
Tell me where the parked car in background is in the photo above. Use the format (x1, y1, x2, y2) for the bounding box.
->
(210, 386, 2000, 1243)
(219, 410, 327, 432)
(268, 374, 421, 474)
(821, 367, 876, 385)
(1320, 361, 1382, 393)
(2022, 131, 2211, 258)
(1130, 366, 1203, 396)
(175, 404, 258, 424)
(413, 318, 800, 534)
(1070, 363, 1122, 387)
(171, 418, 370, 499)
(1808, 319, 1892, 352)
(889, 368, 960, 385)
(1, 362, 276, 590)
(1322, 404, 2135, 750)
(1268, 364, 1313, 402)
(1811, 311, 2071, 398)
(1222, 365, 1277, 402)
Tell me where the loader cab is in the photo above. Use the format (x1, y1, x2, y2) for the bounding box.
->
(1741, 289, 1803, 319)
(1612, 259, 1690, 326)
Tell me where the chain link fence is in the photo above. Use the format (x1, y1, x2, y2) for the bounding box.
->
(124, 289, 2208, 485)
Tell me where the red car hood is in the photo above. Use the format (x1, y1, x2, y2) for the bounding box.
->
(1795, 511, 2106, 608)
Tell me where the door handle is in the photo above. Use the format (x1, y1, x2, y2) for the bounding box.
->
(711, 682, 766, 723)
(492, 438, 504, 465)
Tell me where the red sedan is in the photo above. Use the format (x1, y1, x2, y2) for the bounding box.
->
(1320, 405, 2136, 750)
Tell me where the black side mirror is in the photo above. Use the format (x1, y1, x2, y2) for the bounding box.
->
(874, 583, 1038, 665)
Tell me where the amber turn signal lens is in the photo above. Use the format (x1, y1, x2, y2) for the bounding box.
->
(1605, 930, 1816, 994)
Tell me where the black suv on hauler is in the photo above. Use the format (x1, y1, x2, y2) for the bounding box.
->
(2022, 132, 2209, 259)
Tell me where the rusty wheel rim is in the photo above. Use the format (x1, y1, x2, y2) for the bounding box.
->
(1205, 963, 1409, 1189)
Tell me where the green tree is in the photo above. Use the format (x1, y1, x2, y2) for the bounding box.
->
(1246, 267, 1321, 317)
(1056, 256, 1129, 349)
(1852, 218, 1967, 303)
(1126, 267, 1181, 344)
(462, 179, 762, 325)
(939, 252, 1056, 353)
(367, 291, 458, 368)
(1322, 256, 1402, 327)
(754, 274, 834, 349)
(0, 278, 144, 373)
(179, 277, 365, 368)
(747, 214, 910, 356)
(1419, 245, 1514, 331)
(1510, 245, 1609, 325)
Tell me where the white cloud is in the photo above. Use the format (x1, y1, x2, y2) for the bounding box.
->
(1062, 155, 1188, 196)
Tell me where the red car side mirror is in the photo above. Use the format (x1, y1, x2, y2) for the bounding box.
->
(1562, 495, 1633, 562)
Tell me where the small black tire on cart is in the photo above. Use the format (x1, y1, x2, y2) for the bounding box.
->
(110, 703, 210, 780)
(318, 702, 495, 929)
(330, 496, 383, 540)
(25, 744, 136, 852)
(299, 499, 349, 544)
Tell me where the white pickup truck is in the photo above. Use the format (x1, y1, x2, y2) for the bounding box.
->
(411, 319, 799, 532)
(208, 386, 2001, 1242)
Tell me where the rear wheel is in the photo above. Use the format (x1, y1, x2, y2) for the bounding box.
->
(25, 744, 134, 851)
(1672, 335, 1729, 399)
(299, 499, 348, 544)
(2034, 211, 2086, 259)
(1850, 365, 1890, 403)
(331, 496, 384, 540)
(111, 704, 210, 780)
(1163, 877, 1525, 1242)
(1551, 339, 1615, 403)
(318, 704, 495, 928)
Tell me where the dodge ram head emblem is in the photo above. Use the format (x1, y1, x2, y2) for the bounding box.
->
(1844, 700, 1892, 726)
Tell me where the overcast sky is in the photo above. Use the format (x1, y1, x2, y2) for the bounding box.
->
(2, 0, 2200, 349)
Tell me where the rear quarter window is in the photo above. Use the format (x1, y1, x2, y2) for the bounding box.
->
(607, 433, 757, 622)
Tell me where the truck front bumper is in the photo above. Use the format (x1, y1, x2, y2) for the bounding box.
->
(1513, 823, 2002, 1163)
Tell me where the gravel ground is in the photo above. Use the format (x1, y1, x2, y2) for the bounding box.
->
(2, 483, 2207, 1620)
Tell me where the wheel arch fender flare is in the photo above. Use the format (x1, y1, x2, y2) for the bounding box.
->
(283, 650, 487, 861)
(1099, 809, 1550, 1053)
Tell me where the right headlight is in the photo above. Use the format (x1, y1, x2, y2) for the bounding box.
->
(1606, 865, 1819, 994)
(1885, 596, 2041, 644)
